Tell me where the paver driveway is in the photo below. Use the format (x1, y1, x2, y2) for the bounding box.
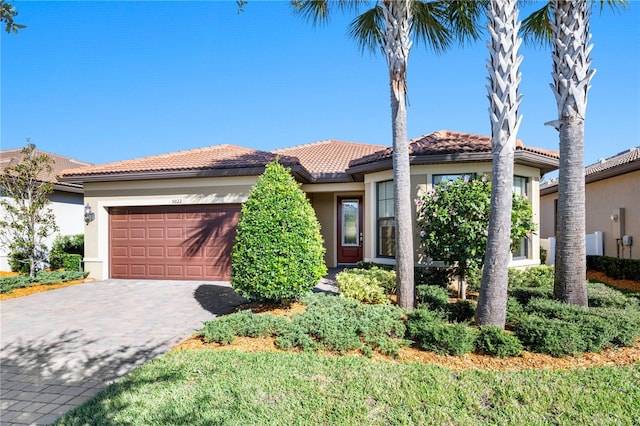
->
(0, 279, 246, 425)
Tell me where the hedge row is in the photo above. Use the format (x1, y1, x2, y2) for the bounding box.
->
(587, 255, 640, 281)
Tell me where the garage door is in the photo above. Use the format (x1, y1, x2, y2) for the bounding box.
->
(109, 204, 241, 280)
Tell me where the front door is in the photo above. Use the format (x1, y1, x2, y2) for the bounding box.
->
(337, 197, 363, 264)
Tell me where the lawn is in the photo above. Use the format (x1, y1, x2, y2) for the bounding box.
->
(55, 350, 640, 425)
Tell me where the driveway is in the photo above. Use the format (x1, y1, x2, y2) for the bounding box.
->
(0, 279, 246, 425)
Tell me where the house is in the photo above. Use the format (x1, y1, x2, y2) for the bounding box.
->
(0, 148, 92, 270)
(540, 147, 640, 260)
(58, 130, 559, 281)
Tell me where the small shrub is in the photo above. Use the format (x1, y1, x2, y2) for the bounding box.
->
(231, 161, 327, 302)
(34, 270, 88, 284)
(335, 267, 395, 304)
(414, 266, 453, 288)
(508, 266, 554, 289)
(465, 266, 482, 292)
(514, 315, 585, 357)
(445, 300, 476, 323)
(0, 275, 35, 293)
(406, 308, 447, 338)
(61, 254, 82, 272)
(275, 329, 320, 352)
(587, 281, 638, 309)
(505, 296, 525, 323)
(475, 326, 523, 357)
(415, 285, 449, 310)
(49, 234, 84, 269)
(414, 323, 478, 356)
(9, 249, 31, 274)
(199, 310, 289, 344)
(510, 287, 553, 305)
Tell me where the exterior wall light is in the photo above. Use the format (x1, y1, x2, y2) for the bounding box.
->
(611, 213, 619, 222)
(84, 203, 95, 225)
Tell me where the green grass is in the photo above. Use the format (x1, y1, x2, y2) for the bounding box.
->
(56, 350, 640, 425)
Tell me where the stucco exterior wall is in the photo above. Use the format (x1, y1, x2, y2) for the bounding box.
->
(0, 190, 84, 271)
(540, 170, 640, 259)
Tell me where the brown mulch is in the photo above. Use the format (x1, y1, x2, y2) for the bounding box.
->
(0, 275, 92, 301)
(586, 270, 640, 292)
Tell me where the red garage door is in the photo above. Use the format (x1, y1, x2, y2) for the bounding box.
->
(109, 204, 241, 280)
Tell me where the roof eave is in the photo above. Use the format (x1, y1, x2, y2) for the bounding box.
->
(585, 160, 640, 184)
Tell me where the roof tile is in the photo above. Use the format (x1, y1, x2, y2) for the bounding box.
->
(0, 148, 92, 189)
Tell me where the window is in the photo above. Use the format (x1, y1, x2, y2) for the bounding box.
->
(377, 181, 395, 257)
(512, 176, 529, 259)
(432, 173, 475, 186)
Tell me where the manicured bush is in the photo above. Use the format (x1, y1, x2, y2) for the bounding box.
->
(587, 255, 640, 280)
(475, 326, 523, 357)
(60, 254, 82, 272)
(415, 285, 449, 310)
(508, 265, 554, 289)
(49, 234, 84, 269)
(335, 267, 395, 304)
(514, 315, 586, 357)
(231, 161, 327, 302)
(505, 296, 525, 323)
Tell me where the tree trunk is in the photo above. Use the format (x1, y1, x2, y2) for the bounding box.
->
(381, 0, 415, 310)
(549, 0, 592, 306)
(476, 0, 523, 328)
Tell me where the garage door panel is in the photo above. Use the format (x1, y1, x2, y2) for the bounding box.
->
(110, 204, 240, 280)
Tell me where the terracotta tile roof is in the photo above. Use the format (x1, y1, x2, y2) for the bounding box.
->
(541, 146, 640, 193)
(273, 140, 387, 182)
(585, 147, 640, 175)
(60, 145, 301, 181)
(1, 148, 92, 191)
(350, 130, 559, 167)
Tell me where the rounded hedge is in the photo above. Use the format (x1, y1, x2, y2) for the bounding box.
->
(231, 161, 327, 301)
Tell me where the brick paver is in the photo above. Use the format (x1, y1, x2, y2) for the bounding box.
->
(0, 279, 245, 425)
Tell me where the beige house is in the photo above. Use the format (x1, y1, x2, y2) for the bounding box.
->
(540, 147, 639, 260)
(0, 148, 92, 270)
(59, 130, 559, 281)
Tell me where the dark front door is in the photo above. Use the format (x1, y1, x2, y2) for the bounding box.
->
(337, 197, 363, 264)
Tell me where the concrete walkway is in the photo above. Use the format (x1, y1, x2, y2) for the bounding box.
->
(0, 279, 246, 425)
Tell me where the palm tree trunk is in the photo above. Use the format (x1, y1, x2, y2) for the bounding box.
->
(476, 0, 523, 327)
(549, 0, 593, 306)
(381, 0, 414, 310)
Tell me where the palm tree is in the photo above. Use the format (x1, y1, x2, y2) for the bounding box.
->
(1, 0, 26, 33)
(293, 0, 483, 310)
(475, 0, 523, 327)
(522, 0, 627, 306)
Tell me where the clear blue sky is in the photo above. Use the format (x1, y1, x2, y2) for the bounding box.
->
(2, 1, 639, 179)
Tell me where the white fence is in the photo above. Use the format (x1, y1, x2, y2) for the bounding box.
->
(545, 231, 603, 266)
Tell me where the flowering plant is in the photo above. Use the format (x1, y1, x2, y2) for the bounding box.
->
(416, 176, 535, 278)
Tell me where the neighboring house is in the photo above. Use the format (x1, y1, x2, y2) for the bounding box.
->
(540, 147, 640, 260)
(0, 148, 92, 271)
(59, 130, 559, 281)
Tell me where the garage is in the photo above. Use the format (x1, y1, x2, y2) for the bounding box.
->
(109, 204, 241, 280)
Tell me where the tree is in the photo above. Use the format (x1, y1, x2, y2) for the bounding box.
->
(293, 0, 484, 310)
(0, 143, 59, 277)
(416, 177, 534, 300)
(231, 160, 327, 302)
(0, 0, 26, 33)
(521, 0, 627, 306)
(475, 0, 523, 327)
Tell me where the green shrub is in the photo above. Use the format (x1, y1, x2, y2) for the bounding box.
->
(9, 249, 30, 273)
(510, 287, 553, 305)
(49, 234, 84, 269)
(505, 296, 525, 323)
(414, 266, 453, 288)
(508, 266, 554, 289)
(514, 315, 585, 357)
(415, 285, 449, 310)
(60, 254, 82, 271)
(199, 310, 290, 344)
(475, 326, 523, 357)
(445, 300, 476, 323)
(407, 308, 477, 355)
(0, 270, 88, 294)
(0, 274, 35, 293)
(231, 161, 327, 302)
(587, 255, 640, 280)
(412, 322, 478, 356)
(335, 267, 395, 304)
(465, 266, 482, 292)
(587, 281, 639, 309)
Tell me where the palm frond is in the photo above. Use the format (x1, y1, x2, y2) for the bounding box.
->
(520, 3, 552, 47)
(411, 0, 451, 53)
(291, 0, 371, 26)
(441, 0, 487, 46)
(348, 6, 383, 54)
